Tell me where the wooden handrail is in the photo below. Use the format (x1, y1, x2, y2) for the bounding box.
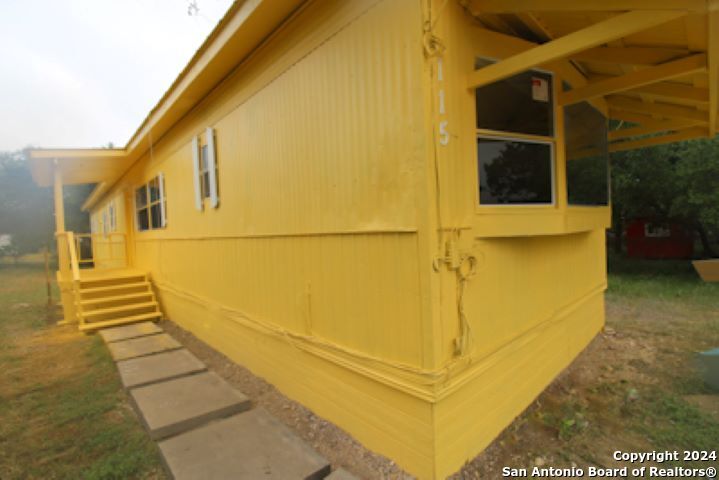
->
(66, 231, 81, 282)
(72, 232, 129, 267)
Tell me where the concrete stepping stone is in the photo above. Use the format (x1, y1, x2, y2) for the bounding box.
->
(326, 468, 360, 480)
(130, 371, 250, 440)
(158, 408, 331, 480)
(99, 321, 162, 343)
(117, 349, 207, 389)
(107, 333, 181, 361)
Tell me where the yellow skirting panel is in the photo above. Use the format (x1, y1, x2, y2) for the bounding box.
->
(433, 292, 604, 479)
(155, 276, 603, 479)
(156, 284, 437, 477)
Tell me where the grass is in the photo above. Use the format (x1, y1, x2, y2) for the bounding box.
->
(0, 264, 165, 480)
(607, 254, 719, 307)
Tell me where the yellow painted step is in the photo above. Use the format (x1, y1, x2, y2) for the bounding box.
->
(82, 301, 158, 319)
(80, 291, 154, 308)
(80, 276, 147, 289)
(79, 312, 162, 333)
(80, 281, 151, 296)
(79, 271, 146, 282)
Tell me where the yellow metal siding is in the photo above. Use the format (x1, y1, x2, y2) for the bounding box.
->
(95, 0, 440, 475)
(463, 231, 607, 360)
(136, 234, 423, 364)
(420, 3, 609, 477)
(86, 1, 613, 478)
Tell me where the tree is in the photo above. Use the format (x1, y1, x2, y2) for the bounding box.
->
(610, 137, 719, 257)
(0, 151, 92, 258)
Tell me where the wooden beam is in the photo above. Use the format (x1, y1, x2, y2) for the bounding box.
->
(609, 119, 703, 140)
(629, 82, 710, 104)
(609, 127, 707, 152)
(607, 95, 709, 122)
(467, 24, 610, 113)
(708, 12, 719, 135)
(570, 46, 690, 66)
(465, 0, 710, 14)
(579, 74, 708, 104)
(609, 109, 659, 124)
(467, 10, 686, 90)
(560, 54, 707, 105)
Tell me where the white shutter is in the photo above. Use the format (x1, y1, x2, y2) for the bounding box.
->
(206, 127, 219, 208)
(191, 136, 203, 211)
(158, 172, 167, 227)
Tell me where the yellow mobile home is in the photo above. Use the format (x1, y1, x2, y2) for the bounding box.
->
(28, 1, 719, 478)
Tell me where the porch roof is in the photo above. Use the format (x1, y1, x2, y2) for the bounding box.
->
(462, 0, 719, 151)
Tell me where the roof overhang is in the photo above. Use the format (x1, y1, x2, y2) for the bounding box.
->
(27, 0, 306, 209)
(462, 0, 719, 151)
(27, 148, 128, 187)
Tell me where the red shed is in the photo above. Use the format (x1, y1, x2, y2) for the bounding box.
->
(626, 219, 694, 259)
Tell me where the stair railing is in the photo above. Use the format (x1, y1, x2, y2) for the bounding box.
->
(66, 231, 84, 325)
(75, 232, 128, 269)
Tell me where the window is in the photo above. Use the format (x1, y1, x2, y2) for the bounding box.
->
(475, 58, 555, 205)
(478, 138, 553, 204)
(135, 174, 166, 231)
(564, 102, 609, 206)
(192, 127, 219, 210)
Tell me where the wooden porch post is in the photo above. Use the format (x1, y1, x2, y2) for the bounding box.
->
(53, 162, 76, 324)
(53, 163, 69, 277)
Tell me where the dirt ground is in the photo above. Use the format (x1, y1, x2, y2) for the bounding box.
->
(163, 290, 719, 480)
(162, 321, 410, 480)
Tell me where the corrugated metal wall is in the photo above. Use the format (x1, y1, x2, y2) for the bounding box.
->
(88, 0, 613, 478)
(95, 0, 438, 475)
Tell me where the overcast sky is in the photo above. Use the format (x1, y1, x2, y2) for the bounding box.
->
(0, 0, 234, 151)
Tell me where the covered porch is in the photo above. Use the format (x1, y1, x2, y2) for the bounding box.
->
(26, 149, 162, 331)
(462, 0, 719, 147)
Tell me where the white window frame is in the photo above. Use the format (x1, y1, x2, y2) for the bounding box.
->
(477, 135, 556, 206)
(474, 57, 557, 207)
(135, 174, 167, 231)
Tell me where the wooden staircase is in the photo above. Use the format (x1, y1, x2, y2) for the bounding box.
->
(75, 271, 162, 333)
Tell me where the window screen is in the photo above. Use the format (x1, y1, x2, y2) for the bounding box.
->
(475, 58, 554, 137)
(478, 138, 553, 205)
(564, 102, 609, 206)
(475, 58, 556, 206)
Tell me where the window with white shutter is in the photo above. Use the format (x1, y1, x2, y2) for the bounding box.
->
(192, 129, 219, 210)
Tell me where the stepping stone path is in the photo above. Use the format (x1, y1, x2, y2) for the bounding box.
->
(99, 321, 163, 343)
(117, 349, 207, 389)
(97, 321, 347, 479)
(131, 371, 251, 440)
(107, 333, 181, 361)
(159, 408, 332, 479)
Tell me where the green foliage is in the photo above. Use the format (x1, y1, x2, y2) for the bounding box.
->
(610, 137, 719, 255)
(0, 150, 93, 256)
